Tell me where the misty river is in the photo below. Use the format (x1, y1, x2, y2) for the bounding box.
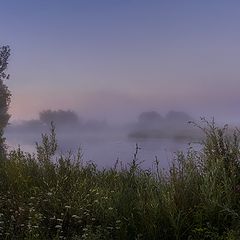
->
(5, 131, 200, 170)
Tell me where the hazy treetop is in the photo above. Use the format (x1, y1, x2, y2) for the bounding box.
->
(138, 111, 163, 123)
(39, 110, 80, 126)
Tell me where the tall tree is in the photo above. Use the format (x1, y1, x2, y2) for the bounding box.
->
(0, 46, 11, 156)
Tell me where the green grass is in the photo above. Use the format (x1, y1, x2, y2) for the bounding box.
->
(1, 119, 240, 239)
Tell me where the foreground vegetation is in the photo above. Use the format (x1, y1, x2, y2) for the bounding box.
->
(1, 120, 240, 239)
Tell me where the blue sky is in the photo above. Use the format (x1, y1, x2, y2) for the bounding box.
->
(1, 0, 240, 123)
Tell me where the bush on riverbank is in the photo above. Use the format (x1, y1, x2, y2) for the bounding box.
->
(1, 120, 240, 239)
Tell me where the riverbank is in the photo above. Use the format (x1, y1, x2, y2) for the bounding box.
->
(0, 120, 240, 239)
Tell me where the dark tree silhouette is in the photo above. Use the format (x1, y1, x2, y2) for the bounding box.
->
(39, 109, 80, 126)
(0, 46, 11, 156)
(138, 111, 163, 123)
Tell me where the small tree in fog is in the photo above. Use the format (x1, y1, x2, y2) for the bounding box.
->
(39, 109, 80, 126)
(138, 111, 163, 123)
(0, 46, 11, 155)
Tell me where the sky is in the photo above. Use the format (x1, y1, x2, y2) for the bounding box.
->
(1, 0, 240, 124)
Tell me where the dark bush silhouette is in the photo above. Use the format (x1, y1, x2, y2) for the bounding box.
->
(138, 111, 163, 123)
(39, 109, 80, 126)
(129, 110, 198, 139)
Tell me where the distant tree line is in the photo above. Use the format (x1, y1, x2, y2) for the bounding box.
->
(128, 110, 199, 139)
(137, 110, 192, 126)
(7, 109, 108, 133)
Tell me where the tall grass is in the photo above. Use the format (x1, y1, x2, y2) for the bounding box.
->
(1, 119, 240, 239)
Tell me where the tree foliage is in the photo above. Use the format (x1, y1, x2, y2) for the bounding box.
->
(39, 109, 80, 126)
(0, 45, 11, 155)
(138, 111, 163, 123)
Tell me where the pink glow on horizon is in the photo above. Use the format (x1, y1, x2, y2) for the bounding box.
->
(8, 85, 240, 125)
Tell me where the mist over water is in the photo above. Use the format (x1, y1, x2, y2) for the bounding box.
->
(3, 0, 240, 169)
(5, 109, 203, 169)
